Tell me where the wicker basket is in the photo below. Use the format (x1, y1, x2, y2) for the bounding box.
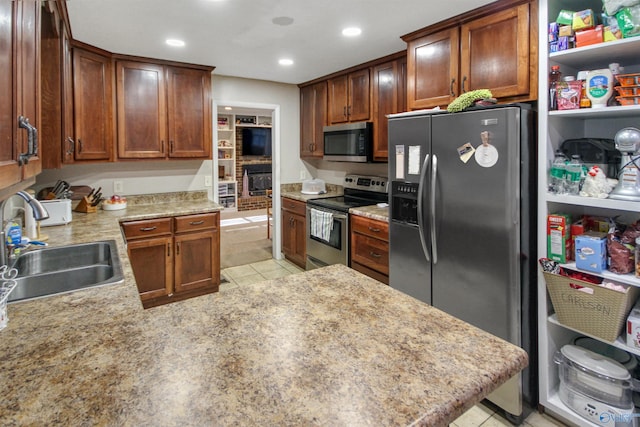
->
(543, 271, 640, 342)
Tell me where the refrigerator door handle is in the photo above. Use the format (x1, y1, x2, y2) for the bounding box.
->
(417, 153, 431, 263)
(430, 154, 438, 264)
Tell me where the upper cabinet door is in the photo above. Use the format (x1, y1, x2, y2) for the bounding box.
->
(300, 81, 327, 158)
(16, 0, 41, 180)
(116, 61, 167, 159)
(73, 48, 114, 161)
(327, 75, 349, 124)
(347, 68, 370, 122)
(460, 3, 530, 99)
(372, 60, 400, 161)
(406, 27, 460, 110)
(0, 0, 21, 189)
(166, 66, 211, 158)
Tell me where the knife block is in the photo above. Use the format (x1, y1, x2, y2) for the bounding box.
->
(74, 196, 97, 213)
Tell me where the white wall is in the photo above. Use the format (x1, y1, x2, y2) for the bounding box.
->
(213, 75, 306, 184)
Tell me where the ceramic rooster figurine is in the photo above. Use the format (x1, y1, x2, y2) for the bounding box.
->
(579, 165, 614, 198)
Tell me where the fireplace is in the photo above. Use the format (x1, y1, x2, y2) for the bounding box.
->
(242, 164, 272, 196)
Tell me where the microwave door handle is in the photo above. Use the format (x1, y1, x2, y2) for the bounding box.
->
(430, 154, 438, 264)
(417, 153, 431, 263)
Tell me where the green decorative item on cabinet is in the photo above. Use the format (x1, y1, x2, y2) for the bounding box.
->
(446, 89, 494, 113)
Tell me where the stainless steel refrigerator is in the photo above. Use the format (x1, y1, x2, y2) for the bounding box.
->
(388, 105, 536, 423)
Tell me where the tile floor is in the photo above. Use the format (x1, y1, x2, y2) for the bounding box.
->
(220, 259, 568, 427)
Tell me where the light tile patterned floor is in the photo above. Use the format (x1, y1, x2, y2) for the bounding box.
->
(221, 260, 569, 427)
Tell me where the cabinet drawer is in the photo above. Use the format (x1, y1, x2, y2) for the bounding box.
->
(122, 218, 172, 240)
(174, 212, 219, 233)
(281, 197, 306, 217)
(351, 215, 388, 241)
(351, 233, 389, 275)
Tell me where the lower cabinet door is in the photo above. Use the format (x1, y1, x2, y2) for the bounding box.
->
(174, 229, 219, 293)
(127, 236, 173, 300)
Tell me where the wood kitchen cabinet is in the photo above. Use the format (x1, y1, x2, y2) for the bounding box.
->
(372, 55, 407, 161)
(350, 215, 389, 285)
(72, 45, 115, 161)
(327, 69, 370, 125)
(281, 197, 307, 269)
(116, 59, 212, 160)
(41, 33, 114, 167)
(403, 0, 537, 110)
(300, 81, 327, 158)
(0, 0, 41, 192)
(122, 212, 220, 308)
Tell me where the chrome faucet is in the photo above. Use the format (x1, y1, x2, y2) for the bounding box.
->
(0, 191, 49, 266)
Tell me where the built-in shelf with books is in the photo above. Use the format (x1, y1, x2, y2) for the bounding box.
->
(216, 113, 237, 209)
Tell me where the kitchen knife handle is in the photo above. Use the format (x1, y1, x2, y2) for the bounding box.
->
(417, 153, 430, 263)
(139, 226, 157, 232)
(450, 78, 456, 97)
(430, 154, 438, 264)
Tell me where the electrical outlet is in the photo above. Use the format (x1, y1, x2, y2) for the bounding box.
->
(300, 170, 307, 180)
(204, 175, 212, 187)
(113, 180, 123, 193)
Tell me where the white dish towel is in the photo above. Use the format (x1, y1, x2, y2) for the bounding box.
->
(310, 208, 333, 242)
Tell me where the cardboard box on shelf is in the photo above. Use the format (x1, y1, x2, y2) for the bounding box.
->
(575, 25, 603, 48)
(627, 299, 640, 349)
(548, 214, 573, 263)
(575, 232, 608, 273)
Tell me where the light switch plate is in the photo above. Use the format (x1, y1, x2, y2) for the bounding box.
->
(113, 180, 123, 193)
(204, 175, 212, 187)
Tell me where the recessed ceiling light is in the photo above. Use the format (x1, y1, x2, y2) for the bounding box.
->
(342, 27, 362, 37)
(279, 58, 294, 66)
(272, 16, 294, 26)
(224, 106, 232, 110)
(166, 39, 185, 47)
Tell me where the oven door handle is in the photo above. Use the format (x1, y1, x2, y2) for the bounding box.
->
(307, 207, 347, 221)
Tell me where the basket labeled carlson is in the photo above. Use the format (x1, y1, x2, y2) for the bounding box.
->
(540, 259, 640, 342)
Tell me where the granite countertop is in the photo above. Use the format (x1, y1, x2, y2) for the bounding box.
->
(1, 262, 527, 426)
(349, 204, 389, 222)
(280, 182, 343, 202)
(0, 190, 527, 426)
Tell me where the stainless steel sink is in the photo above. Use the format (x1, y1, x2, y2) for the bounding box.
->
(8, 240, 124, 302)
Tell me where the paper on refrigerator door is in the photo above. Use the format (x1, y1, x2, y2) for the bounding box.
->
(408, 146, 421, 175)
(395, 145, 405, 179)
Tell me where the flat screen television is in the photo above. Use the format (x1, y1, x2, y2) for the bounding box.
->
(242, 128, 272, 157)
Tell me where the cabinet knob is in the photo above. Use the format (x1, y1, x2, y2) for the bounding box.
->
(368, 226, 381, 233)
(450, 78, 456, 97)
(461, 75, 467, 93)
(189, 220, 205, 226)
(78, 139, 83, 153)
(140, 226, 157, 232)
(66, 137, 75, 155)
(369, 251, 381, 258)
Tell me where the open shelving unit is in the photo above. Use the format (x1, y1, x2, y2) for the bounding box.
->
(216, 113, 237, 209)
(537, 1, 640, 425)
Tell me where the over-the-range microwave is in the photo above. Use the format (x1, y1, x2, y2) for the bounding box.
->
(323, 121, 373, 163)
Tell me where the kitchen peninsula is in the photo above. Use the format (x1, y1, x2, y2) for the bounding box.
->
(0, 194, 527, 426)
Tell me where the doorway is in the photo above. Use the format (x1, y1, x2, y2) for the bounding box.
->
(213, 102, 280, 270)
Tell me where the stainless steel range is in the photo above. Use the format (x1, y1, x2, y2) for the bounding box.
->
(306, 174, 388, 270)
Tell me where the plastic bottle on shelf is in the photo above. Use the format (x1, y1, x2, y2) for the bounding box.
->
(549, 65, 562, 111)
(586, 68, 613, 108)
(549, 150, 568, 194)
(565, 155, 584, 195)
(577, 70, 591, 108)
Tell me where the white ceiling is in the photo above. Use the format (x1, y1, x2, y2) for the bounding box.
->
(66, 0, 497, 85)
